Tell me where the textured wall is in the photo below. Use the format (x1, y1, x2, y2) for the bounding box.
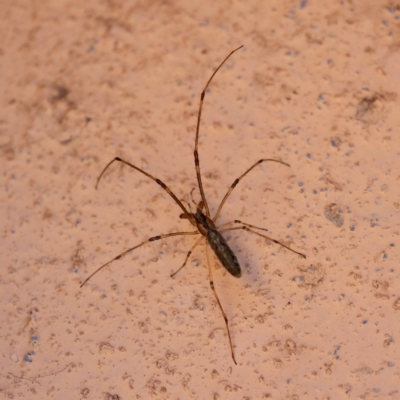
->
(1, 1, 400, 398)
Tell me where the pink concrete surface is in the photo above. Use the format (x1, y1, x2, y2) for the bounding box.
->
(1, 1, 400, 399)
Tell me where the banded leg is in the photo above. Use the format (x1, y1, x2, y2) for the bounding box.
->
(220, 226, 306, 259)
(189, 187, 205, 212)
(80, 231, 199, 287)
(216, 219, 270, 232)
(194, 45, 244, 218)
(179, 198, 194, 216)
(213, 159, 290, 222)
(170, 236, 204, 278)
(96, 157, 192, 220)
(206, 244, 237, 364)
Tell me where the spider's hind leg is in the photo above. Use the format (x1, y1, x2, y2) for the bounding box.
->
(220, 225, 306, 259)
(170, 236, 204, 278)
(205, 243, 237, 365)
(81, 230, 199, 287)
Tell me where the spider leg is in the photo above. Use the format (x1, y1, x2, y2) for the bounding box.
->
(170, 235, 204, 278)
(194, 45, 244, 218)
(205, 243, 237, 364)
(220, 226, 306, 259)
(95, 157, 192, 220)
(213, 158, 290, 222)
(216, 219, 270, 232)
(80, 231, 199, 287)
(189, 187, 205, 212)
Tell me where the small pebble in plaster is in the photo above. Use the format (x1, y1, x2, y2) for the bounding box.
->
(192, 258, 199, 267)
(103, 393, 121, 400)
(24, 351, 35, 362)
(324, 203, 344, 227)
(300, 0, 307, 9)
(333, 345, 341, 359)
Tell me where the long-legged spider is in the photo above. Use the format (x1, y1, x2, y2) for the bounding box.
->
(81, 45, 306, 364)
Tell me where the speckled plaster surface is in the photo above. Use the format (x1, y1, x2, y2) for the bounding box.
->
(1, 1, 400, 399)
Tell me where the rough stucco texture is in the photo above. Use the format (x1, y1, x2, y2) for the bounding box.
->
(1, 1, 400, 399)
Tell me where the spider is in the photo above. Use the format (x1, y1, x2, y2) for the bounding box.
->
(81, 45, 306, 364)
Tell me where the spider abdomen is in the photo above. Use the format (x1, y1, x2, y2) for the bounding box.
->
(207, 229, 241, 278)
